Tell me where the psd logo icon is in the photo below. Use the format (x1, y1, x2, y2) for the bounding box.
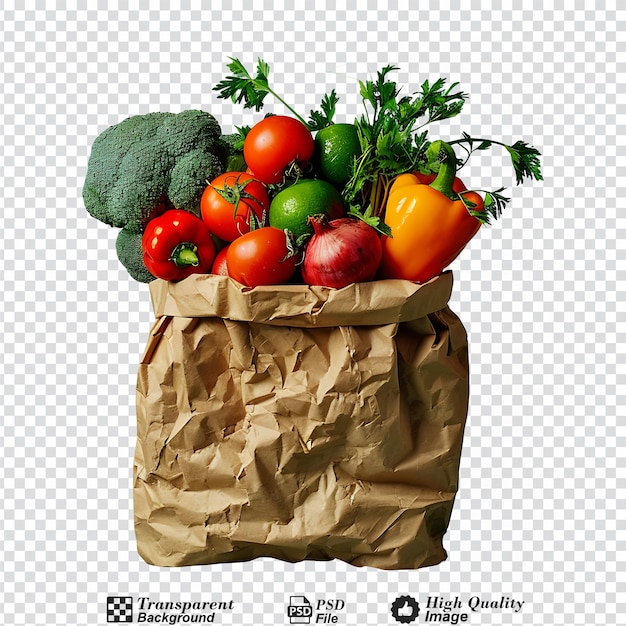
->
(107, 597, 133, 623)
(391, 595, 420, 624)
(287, 595, 313, 624)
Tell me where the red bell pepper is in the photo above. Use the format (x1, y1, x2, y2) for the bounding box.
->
(142, 209, 216, 281)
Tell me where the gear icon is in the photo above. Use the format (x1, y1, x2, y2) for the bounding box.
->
(391, 595, 420, 623)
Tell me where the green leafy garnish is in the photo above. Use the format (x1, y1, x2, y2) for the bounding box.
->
(480, 188, 510, 223)
(344, 66, 467, 217)
(308, 90, 340, 130)
(348, 204, 392, 237)
(215, 58, 341, 133)
(231, 124, 250, 151)
(458, 188, 510, 225)
(213, 58, 271, 111)
(450, 133, 543, 185)
(213, 57, 310, 127)
(214, 58, 543, 230)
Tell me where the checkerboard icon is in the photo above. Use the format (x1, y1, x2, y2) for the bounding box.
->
(107, 597, 133, 623)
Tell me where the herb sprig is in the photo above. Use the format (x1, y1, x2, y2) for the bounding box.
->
(213, 58, 310, 127)
(449, 132, 543, 185)
(457, 187, 510, 225)
(308, 90, 340, 131)
(214, 58, 542, 229)
(214, 57, 338, 131)
(344, 66, 467, 218)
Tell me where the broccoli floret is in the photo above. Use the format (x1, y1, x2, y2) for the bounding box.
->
(83, 110, 225, 230)
(217, 132, 247, 172)
(115, 223, 155, 284)
(167, 149, 223, 212)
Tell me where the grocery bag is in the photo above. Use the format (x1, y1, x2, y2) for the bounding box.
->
(133, 271, 470, 570)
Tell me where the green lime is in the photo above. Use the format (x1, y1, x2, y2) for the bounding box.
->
(269, 179, 345, 239)
(313, 123, 362, 188)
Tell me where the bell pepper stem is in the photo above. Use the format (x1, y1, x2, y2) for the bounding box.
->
(428, 140, 459, 200)
(170, 242, 200, 267)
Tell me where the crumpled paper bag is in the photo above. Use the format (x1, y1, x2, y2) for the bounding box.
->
(133, 271, 470, 570)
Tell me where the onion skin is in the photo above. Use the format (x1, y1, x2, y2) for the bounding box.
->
(302, 217, 383, 289)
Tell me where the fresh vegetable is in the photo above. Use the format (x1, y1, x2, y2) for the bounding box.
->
(448, 133, 543, 186)
(243, 115, 314, 184)
(343, 66, 543, 225)
(269, 179, 345, 240)
(302, 216, 382, 289)
(219, 132, 248, 172)
(83, 110, 230, 229)
(378, 142, 485, 283)
(84, 59, 542, 289)
(82, 110, 244, 283)
(213, 58, 312, 127)
(226, 227, 299, 287)
(200, 172, 269, 241)
(115, 223, 156, 283)
(313, 123, 362, 188)
(142, 209, 216, 282)
(342, 68, 467, 225)
(211, 246, 230, 276)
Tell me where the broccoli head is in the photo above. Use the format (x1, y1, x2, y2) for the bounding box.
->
(83, 110, 225, 230)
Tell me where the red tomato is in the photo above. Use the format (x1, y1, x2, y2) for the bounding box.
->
(211, 246, 230, 276)
(201, 172, 269, 242)
(226, 227, 299, 287)
(243, 116, 314, 184)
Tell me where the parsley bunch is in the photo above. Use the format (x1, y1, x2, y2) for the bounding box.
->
(214, 58, 542, 229)
(344, 66, 467, 219)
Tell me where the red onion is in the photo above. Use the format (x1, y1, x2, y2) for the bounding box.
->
(302, 216, 383, 288)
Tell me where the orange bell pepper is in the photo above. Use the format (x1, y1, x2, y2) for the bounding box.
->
(379, 141, 484, 283)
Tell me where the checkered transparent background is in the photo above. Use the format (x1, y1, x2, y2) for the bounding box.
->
(1, 1, 624, 624)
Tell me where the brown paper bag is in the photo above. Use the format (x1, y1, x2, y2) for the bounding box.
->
(133, 271, 469, 570)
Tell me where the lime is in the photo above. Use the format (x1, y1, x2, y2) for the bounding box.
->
(269, 179, 345, 239)
(313, 123, 362, 188)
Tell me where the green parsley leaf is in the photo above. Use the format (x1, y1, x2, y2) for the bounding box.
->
(213, 57, 271, 111)
(450, 135, 543, 185)
(344, 67, 467, 218)
(308, 90, 340, 130)
(213, 57, 310, 126)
